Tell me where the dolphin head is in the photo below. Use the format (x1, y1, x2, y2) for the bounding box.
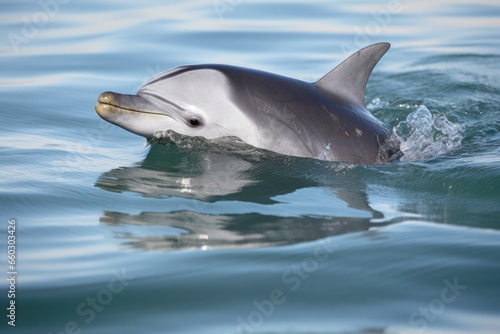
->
(95, 66, 257, 140)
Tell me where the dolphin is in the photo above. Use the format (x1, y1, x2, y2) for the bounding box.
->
(95, 42, 402, 164)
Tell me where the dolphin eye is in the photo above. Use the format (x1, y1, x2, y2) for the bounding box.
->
(189, 118, 202, 127)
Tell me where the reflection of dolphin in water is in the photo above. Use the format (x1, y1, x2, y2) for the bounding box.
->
(100, 211, 392, 251)
(96, 146, 405, 251)
(96, 43, 401, 164)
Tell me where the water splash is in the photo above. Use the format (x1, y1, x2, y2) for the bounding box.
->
(151, 130, 280, 161)
(395, 105, 465, 161)
(316, 143, 331, 160)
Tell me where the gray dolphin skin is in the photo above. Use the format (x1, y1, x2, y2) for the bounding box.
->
(96, 42, 402, 164)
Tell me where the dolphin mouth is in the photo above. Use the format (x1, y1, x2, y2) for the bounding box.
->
(95, 91, 178, 139)
(95, 91, 171, 118)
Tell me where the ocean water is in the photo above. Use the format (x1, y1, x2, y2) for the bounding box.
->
(1, 0, 500, 333)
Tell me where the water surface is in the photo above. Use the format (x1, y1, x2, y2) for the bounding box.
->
(1, 1, 500, 333)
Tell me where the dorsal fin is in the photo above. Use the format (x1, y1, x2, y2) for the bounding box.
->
(315, 43, 390, 108)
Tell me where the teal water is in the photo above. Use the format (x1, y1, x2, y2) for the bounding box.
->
(1, 1, 500, 333)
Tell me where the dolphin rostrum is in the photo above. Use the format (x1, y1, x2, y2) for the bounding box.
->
(96, 42, 402, 164)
